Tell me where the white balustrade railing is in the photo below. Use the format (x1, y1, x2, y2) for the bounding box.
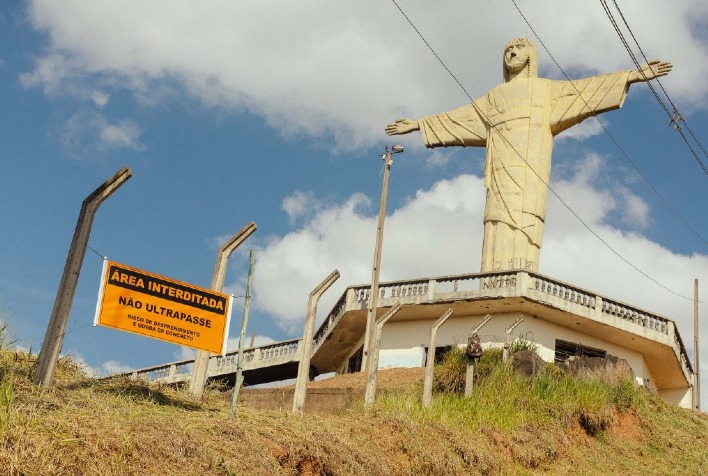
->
(116, 270, 693, 383)
(313, 294, 347, 351)
(117, 338, 301, 382)
(601, 298, 667, 334)
(533, 276, 595, 308)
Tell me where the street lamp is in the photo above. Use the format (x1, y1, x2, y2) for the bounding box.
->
(361, 145, 404, 373)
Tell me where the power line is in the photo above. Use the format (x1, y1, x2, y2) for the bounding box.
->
(599, 0, 708, 176)
(86, 243, 106, 260)
(389, 0, 698, 302)
(509, 0, 708, 247)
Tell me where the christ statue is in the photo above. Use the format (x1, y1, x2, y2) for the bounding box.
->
(386, 37, 671, 273)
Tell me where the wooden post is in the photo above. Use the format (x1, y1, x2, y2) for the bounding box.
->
(189, 222, 257, 398)
(364, 302, 402, 407)
(34, 166, 132, 387)
(464, 314, 492, 397)
(230, 250, 256, 416)
(422, 308, 454, 408)
(292, 269, 340, 414)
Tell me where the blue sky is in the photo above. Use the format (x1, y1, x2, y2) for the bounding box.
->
(1, 1, 707, 403)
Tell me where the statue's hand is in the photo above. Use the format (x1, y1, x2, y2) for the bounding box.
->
(385, 118, 419, 136)
(630, 59, 672, 83)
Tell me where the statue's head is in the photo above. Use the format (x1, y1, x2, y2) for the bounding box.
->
(503, 37, 538, 82)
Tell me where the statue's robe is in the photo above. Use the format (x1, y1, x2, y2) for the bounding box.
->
(417, 72, 632, 272)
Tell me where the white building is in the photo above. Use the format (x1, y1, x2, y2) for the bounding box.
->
(310, 270, 695, 408)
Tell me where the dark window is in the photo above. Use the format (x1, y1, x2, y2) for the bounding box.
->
(554, 339, 606, 364)
(423, 345, 454, 367)
(347, 345, 363, 373)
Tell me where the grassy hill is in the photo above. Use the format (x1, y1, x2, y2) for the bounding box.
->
(0, 345, 706, 475)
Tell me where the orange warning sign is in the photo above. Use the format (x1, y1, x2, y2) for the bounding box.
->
(94, 260, 232, 354)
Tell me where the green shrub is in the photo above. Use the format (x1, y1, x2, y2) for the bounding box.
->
(508, 337, 538, 354)
(433, 345, 467, 393)
(471, 347, 503, 382)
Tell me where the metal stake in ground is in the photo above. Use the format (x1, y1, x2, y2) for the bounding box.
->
(230, 249, 256, 417)
(422, 308, 454, 408)
(364, 302, 402, 408)
(361, 145, 404, 372)
(34, 166, 132, 387)
(189, 221, 257, 398)
(292, 269, 340, 414)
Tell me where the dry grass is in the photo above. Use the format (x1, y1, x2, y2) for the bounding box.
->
(0, 349, 706, 476)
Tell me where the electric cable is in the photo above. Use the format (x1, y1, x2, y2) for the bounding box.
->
(599, 0, 708, 176)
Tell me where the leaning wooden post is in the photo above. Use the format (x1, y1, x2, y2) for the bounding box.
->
(503, 315, 525, 363)
(292, 269, 340, 414)
(464, 314, 492, 397)
(34, 166, 132, 387)
(189, 221, 257, 398)
(364, 302, 402, 408)
(422, 308, 454, 408)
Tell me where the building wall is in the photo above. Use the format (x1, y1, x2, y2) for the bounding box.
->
(377, 312, 655, 387)
(659, 387, 693, 407)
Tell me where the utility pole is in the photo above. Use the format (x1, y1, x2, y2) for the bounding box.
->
(230, 250, 256, 416)
(695, 279, 700, 411)
(362, 145, 404, 372)
(189, 222, 257, 398)
(34, 166, 132, 387)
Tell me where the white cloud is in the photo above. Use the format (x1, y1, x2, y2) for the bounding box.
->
(425, 149, 457, 168)
(99, 121, 141, 148)
(61, 110, 144, 156)
(281, 191, 319, 225)
(555, 119, 605, 142)
(173, 346, 195, 361)
(90, 90, 110, 108)
(99, 359, 132, 375)
(21, 0, 708, 148)
(618, 188, 650, 229)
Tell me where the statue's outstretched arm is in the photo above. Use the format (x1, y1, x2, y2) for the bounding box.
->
(628, 59, 672, 84)
(385, 118, 419, 136)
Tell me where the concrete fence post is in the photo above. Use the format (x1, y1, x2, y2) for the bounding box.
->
(292, 269, 340, 414)
(189, 222, 256, 398)
(34, 166, 132, 387)
(364, 302, 402, 407)
(422, 308, 454, 408)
